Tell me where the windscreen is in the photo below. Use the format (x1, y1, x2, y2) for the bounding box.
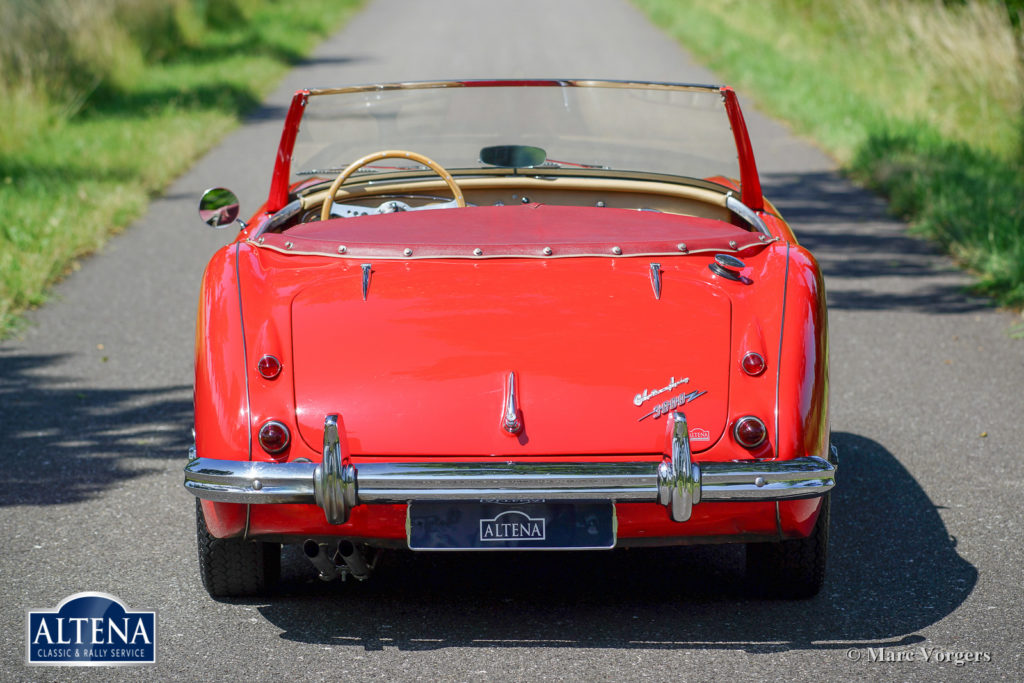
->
(292, 81, 741, 187)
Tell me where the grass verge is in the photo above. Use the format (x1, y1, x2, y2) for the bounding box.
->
(633, 0, 1024, 308)
(0, 0, 363, 337)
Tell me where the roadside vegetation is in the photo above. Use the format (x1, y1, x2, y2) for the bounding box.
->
(635, 0, 1024, 308)
(0, 0, 362, 336)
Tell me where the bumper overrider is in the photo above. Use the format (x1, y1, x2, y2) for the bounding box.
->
(184, 412, 836, 524)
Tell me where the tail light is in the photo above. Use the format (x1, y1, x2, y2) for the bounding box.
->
(733, 416, 767, 449)
(741, 352, 766, 376)
(258, 420, 290, 454)
(256, 354, 282, 379)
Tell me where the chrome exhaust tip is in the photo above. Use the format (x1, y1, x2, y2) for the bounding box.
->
(303, 540, 341, 581)
(337, 539, 371, 581)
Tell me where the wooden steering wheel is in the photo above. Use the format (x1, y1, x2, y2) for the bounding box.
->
(320, 149, 466, 221)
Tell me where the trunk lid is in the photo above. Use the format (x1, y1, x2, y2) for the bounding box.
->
(291, 258, 732, 456)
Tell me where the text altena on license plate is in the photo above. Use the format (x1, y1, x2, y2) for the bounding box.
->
(407, 501, 615, 550)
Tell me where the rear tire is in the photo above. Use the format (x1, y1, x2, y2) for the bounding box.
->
(195, 499, 280, 597)
(745, 494, 829, 599)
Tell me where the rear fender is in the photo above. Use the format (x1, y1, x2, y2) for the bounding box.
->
(775, 244, 830, 463)
(774, 243, 830, 537)
(194, 244, 250, 537)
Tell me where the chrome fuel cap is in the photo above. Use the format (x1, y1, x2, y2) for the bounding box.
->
(709, 254, 746, 281)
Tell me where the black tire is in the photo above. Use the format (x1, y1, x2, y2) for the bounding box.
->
(745, 494, 829, 599)
(195, 499, 280, 597)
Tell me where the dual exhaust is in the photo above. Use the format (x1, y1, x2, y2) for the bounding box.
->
(302, 539, 373, 582)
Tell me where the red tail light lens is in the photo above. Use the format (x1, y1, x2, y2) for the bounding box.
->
(733, 416, 767, 448)
(257, 355, 282, 379)
(258, 420, 290, 454)
(741, 352, 766, 376)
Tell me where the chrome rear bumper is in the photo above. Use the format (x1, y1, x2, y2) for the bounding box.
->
(184, 412, 836, 524)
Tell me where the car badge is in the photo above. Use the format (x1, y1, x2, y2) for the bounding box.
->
(637, 389, 707, 422)
(633, 376, 689, 407)
(690, 427, 711, 442)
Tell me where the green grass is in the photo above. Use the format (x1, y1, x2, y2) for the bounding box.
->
(850, 127, 1024, 304)
(634, 0, 1024, 308)
(0, 0, 363, 336)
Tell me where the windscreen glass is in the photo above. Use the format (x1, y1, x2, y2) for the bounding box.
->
(292, 81, 740, 187)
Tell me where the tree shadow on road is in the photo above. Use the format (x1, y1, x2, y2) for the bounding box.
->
(252, 431, 976, 653)
(0, 351, 191, 506)
(762, 171, 995, 315)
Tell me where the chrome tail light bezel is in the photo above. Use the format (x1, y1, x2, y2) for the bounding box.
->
(733, 415, 767, 449)
(258, 420, 291, 454)
(256, 354, 283, 379)
(741, 351, 766, 376)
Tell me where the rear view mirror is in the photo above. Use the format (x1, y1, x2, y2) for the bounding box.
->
(479, 145, 547, 168)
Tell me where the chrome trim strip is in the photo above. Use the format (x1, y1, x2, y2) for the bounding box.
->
(307, 79, 725, 98)
(234, 242, 252, 462)
(725, 194, 770, 237)
(502, 372, 523, 434)
(243, 499, 251, 542)
(234, 242, 253, 539)
(257, 244, 768, 261)
(257, 199, 302, 237)
(649, 262, 662, 300)
(774, 242, 791, 459)
(360, 263, 372, 301)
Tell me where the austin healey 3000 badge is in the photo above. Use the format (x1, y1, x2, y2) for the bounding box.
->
(633, 375, 689, 406)
(634, 375, 706, 421)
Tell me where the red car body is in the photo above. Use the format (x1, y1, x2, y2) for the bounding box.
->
(185, 80, 835, 598)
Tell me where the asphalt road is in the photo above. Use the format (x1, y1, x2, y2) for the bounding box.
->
(2, 1, 1022, 680)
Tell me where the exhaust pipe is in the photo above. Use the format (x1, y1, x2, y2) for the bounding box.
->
(337, 539, 371, 581)
(303, 540, 341, 581)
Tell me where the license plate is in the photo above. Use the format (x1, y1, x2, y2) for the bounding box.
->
(407, 501, 616, 550)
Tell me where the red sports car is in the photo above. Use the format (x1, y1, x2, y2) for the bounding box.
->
(185, 80, 835, 598)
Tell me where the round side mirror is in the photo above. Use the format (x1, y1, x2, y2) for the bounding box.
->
(199, 187, 241, 229)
